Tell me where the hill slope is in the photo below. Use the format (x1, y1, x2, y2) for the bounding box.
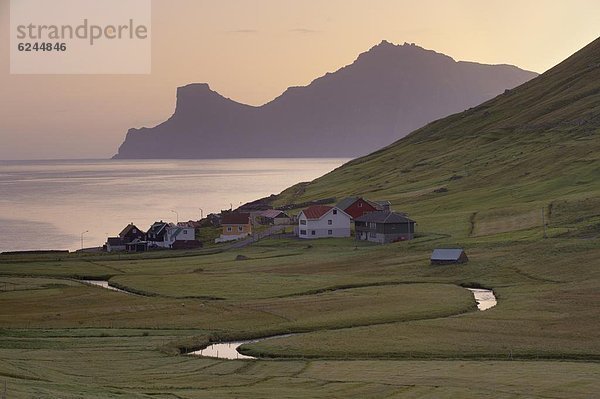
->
(113, 41, 536, 159)
(273, 37, 600, 238)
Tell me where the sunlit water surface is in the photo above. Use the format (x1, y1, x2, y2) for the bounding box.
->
(0, 159, 347, 252)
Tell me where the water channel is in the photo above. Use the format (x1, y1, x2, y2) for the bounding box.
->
(189, 287, 497, 360)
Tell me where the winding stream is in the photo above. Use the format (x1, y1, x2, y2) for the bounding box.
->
(190, 287, 497, 360)
(466, 288, 497, 311)
(189, 335, 292, 360)
(81, 280, 132, 294)
(190, 340, 257, 360)
(81, 280, 496, 359)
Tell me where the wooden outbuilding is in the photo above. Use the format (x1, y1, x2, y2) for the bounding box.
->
(355, 211, 416, 243)
(430, 248, 468, 265)
(257, 209, 291, 225)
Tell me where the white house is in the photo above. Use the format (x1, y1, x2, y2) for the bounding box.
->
(165, 225, 195, 247)
(147, 221, 195, 248)
(298, 205, 351, 239)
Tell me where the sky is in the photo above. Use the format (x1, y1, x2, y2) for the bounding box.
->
(0, 0, 599, 160)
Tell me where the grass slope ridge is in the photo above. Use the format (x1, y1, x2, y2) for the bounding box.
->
(274, 37, 600, 236)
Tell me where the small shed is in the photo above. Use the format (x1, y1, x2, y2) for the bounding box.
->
(430, 248, 468, 265)
(257, 209, 291, 225)
(106, 237, 126, 252)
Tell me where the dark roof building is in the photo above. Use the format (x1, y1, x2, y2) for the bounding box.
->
(260, 209, 289, 219)
(147, 221, 168, 241)
(217, 212, 252, 242)
(430, 249, 468, 265)
(105, 237, 126, 252)
(106, 223, 145, 252)
(257, 209, 291, 225)
(355, 211, 416, 244)
(119, 223, 145, 241)
(221, 212, 251, 225)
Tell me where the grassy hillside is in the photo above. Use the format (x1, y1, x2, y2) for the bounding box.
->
(274, 37, 600, 240)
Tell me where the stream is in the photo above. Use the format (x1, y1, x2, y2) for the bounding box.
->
(80, 280, 496, 360)
(81, 280, 132, 294)
(189, 335, 292, 360)
(189, 287, 497, 360)
(466, 288, 497, 311)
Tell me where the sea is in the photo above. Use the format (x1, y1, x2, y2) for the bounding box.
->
(0, 159, 348, 252)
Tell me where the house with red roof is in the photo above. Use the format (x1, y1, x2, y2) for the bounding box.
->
(336, 197, 391, 219)
(298, 205, 351, 239)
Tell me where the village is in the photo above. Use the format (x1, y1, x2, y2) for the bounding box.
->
(104, 197, 468, 265)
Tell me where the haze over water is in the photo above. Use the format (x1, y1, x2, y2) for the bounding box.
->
(0, 159, 347, 252)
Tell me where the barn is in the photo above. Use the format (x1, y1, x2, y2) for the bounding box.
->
(430, 248, 468, 265)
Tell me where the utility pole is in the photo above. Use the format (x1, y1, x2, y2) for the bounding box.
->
(199, 208, 204, 219)
(171, 210, 179, 224)
(80, 230, 89, 250)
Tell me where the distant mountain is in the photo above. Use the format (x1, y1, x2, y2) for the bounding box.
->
(113, 41, 537, 159)
(270, 37, 600, 224)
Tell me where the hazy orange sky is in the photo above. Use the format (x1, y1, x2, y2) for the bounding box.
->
(1, 0, 599, 159)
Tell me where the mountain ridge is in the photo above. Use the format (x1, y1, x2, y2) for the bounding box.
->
(113, 41, 537, 159)
(269, 37, 600, 235)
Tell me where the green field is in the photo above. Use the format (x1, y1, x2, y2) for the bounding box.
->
(1, 228, 599, 397)
(1, 38, 600, 398)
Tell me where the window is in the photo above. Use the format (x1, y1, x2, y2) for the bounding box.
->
(183, 230, 187, 235)
(333, 209, 337, 215)
(370, 232, 376, 238)
(300, 220, 307, 225)
(300, 230, 306, 235)
(227, 227, 232, 232)
(328, 230, 333, 235)
(328, 220, 332, 225)
(238, 226, 243, 232)
(358, 203, 363, 207)
(311, 230, 316, 236)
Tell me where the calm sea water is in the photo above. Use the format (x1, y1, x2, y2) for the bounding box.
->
(0, 159, 348, 252)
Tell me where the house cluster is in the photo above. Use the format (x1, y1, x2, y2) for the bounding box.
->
(297, 197, 416, 244)
(102, 199, 472, 267)
(104, 197, 418, 251)
(214, 197, 416, 245)
(105, 221, 201, 252)
(215, 209, 292, 243)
